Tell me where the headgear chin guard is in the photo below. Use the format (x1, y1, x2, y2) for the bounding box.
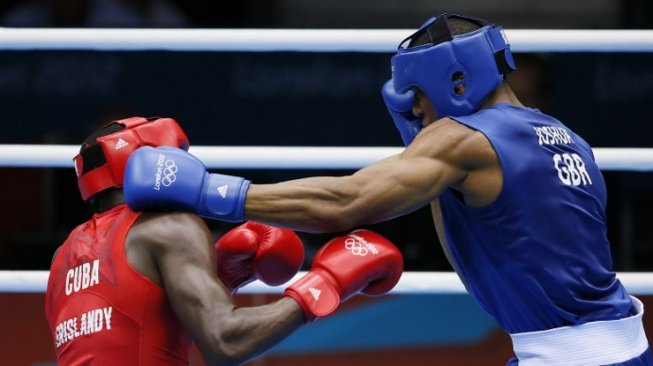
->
(391, 13, 516, 120)
(74, 116, 189, 201)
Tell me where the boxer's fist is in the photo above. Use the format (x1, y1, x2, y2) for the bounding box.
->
(216, 221, 304, 293)
(124, 146, 250, 222)
(284, 229, 403, 321)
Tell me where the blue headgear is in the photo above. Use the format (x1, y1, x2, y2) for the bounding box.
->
(391, 14, 516, 120)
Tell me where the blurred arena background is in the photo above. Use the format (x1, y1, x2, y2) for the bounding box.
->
(0, 0, 652, 365)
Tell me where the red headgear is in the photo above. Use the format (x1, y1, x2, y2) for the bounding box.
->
(74, 116, 189, 201)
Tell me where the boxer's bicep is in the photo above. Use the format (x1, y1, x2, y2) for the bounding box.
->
(353, 152, 461, 215)
(141, 213, 238, 360)
(335, 121, 478, 223)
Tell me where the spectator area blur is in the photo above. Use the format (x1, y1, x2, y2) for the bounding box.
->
(0, 0, 652, 272)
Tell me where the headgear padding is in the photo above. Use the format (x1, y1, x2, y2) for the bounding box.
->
(391, 14, 516, 120)
(74, 116, 189, 201)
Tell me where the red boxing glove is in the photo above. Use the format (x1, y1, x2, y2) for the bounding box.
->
(215, 221, 304, 293)
(284, 229, 403, 322)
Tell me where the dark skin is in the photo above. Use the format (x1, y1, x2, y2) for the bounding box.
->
(53, 191, 304, 366)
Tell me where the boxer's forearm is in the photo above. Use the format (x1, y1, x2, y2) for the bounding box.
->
(245, 176, 363, 233)
(203, 298, 304, 366)
(245, 155, 436, 233)
(245, 177, 349, 232)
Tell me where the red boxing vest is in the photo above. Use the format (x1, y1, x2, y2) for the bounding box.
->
(45, 204, 190, 365)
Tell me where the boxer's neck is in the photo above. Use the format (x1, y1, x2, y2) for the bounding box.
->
(90, 190, 125, 213)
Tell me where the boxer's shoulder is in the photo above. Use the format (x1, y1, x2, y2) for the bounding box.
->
(129, 212, 211, 249)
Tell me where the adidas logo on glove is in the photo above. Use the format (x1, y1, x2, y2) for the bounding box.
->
(217, 185, 228, 198)
(308, 287, 321, 301)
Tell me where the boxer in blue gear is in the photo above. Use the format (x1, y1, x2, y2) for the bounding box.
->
(124, 14, 652, 365)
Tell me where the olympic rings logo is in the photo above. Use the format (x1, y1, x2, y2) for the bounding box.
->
(161, 159, 178, 187)
(345, 238, 369, 256)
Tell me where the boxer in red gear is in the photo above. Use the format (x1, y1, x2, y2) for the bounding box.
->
(45, 117, 403, 366)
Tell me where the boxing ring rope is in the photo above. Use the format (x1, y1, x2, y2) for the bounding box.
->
(0, 28, 652, 52)
(2, 145, 652, 293)
(3, 271, 653, 295)
(2, 145, 653, 171)
(1, 28, 653, 295)
(2, 145, 652, 292)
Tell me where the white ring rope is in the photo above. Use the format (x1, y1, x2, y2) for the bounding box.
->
(2, 271, 653, 295)
(0, 28, 652, 52)
(1, 145, 653, 171)
(1, 30, 651, 298)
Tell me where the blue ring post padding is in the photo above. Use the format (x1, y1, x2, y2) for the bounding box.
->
(270, 294, 498, 354)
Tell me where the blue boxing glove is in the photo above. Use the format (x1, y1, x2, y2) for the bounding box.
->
(123, 146, 250, 222)
(381, 79, 422, 146)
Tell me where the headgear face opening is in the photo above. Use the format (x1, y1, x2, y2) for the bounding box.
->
(73, 116, 189, 201)
(391, 13, 516, 120)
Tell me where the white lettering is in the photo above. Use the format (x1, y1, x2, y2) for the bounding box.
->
(535, 127, 544, 145)
(553, 153, 593, 186)
(73, 266, 81, 293)
(66, 318, 76, 343)
(55, 321, 63, 347)
(573, 154, 592, 185)
(554, 128, 564, 145)
(103, 307, 112, 330)
(65, 269, 74, 295)
(553, 154, 571, 185)
(563, 154, 581, 185)
(80, 313, 87, 335)
(93, 309, 104, 332)
(153, 153, 165, 191)
(87, 308, 96, 333)
(81, 262, 90, 289)
(533, 126, 575, 146)
(541, 127, 550, 144)
(54, 306, 113, 348)
(64, 260, 101, 296)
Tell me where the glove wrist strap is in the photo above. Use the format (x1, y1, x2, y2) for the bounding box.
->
(200, 173, 251, 222)
(284, 271, 341, 322)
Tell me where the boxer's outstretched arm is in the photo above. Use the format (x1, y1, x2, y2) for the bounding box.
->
(245, 155, 433, 232)
(246, 119, 481, 233)
(131, 212, 304, 366)
(123, 119, 494, 231)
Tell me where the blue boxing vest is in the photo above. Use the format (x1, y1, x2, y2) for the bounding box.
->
(441, 103, 634, 333)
